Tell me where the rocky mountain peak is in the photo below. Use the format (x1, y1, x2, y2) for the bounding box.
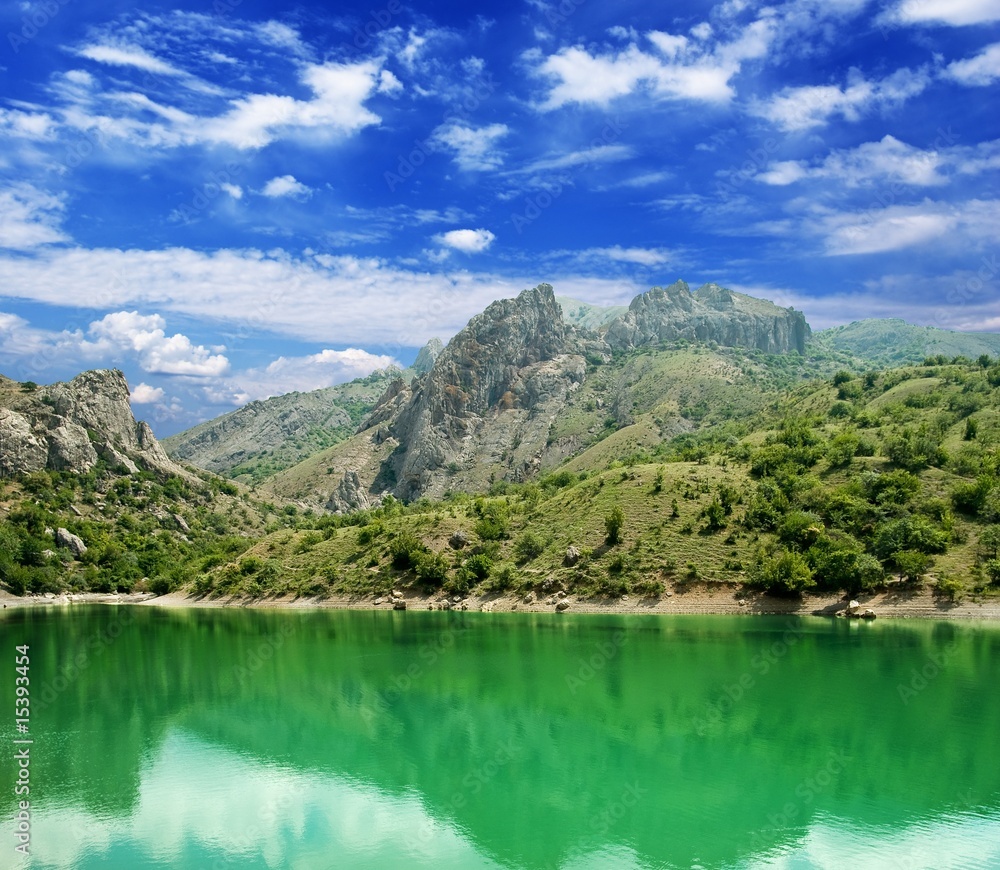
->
(606, 280, 809, 354)
(0, 369, 187, 478)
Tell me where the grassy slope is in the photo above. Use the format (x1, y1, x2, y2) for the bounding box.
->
(194, 358, 1000, 604)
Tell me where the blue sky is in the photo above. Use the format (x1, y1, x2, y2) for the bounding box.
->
(0, 0, 998, 435)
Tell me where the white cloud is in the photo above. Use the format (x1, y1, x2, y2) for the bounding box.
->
(221, 183, 243, 200)
(0, 247, 650, 349)
(888, 0, 1000, 26)
(817, 200, 1000, 255)
(200, 60, 383, 149)
(261, 175, 311, 198)
(377, 70, 403, 94)
(130, 383, 165, 404)
(435, 228, 496, 253)
(756, 136, 1000, 189)
(754, 67, 930, 131)
(533, 15, 778, 110)
(614, 171, 672, 188)
(945, 42, 1000, 86)
(76, 43, 183, 76)
(0, 108, 58, 141)
(430, 122, 509, 171)
(0, 183, 69, 250)
(234, 348, 399, 400)
(82, 311, 230, 376)
(50, 55, 387, 152)
(757, 135, 949, 187)
(581, 246, 673, 266)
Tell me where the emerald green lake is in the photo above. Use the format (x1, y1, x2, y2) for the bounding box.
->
(1, 607, 999, 869)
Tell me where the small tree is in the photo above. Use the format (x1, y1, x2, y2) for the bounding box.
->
(964, 418, 979, 441)
(605, 505, 625, 546)
(894, 549, 931, 582)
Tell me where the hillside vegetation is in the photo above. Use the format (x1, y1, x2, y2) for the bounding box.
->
(3, 351, 999, 604)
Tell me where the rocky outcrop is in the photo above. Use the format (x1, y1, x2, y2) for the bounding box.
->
(55, 528, 87, 558)
(605, 281, 810, 355)
(0, 371, 185, 478)
(333, 470, 372, 513)
(0, 407, 48, 475)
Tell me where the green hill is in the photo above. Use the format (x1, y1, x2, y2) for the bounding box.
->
(813, 319, 1000, 368)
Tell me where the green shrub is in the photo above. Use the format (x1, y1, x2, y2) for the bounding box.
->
(357, 522, 384, 546)
(894, 550, 931, 582)
(513, 531, 545, 562)
(748, 548, 815, 595)
(604, 505, 625, 546)
(464, 553, 493, 580)
(389, 533, 425, 570)
(415, 551, 450, 586)
(483, 561, 518, 592)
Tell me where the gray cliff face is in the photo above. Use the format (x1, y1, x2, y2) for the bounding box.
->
(605, 281, 810, 354)
(0, 371, 183, 477)
(386, 284, 574, 501)
(326, 284, 586, 509)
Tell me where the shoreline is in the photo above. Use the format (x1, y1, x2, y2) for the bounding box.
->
(5, 584, 998, 620)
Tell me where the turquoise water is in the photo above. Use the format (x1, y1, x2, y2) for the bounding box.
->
(1, 606, 999, 869)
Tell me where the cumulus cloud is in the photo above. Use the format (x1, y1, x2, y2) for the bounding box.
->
(261, 175, 311, 198)
(130, 383, 166, 404)
(82, 311, 230, 376)
(945, 42, 1000, 86)
(753, 67, 930, 131)
(756, 135, 948, 187)
(435, 228, 496, 253)
(430, 122, 509, 171)
(756, 136, 1000, 188)
(199, 61, 383, 149)
(886, 0, 1000, 26)
(532, 15, 777, 109)
(753, 199, 1000, 256)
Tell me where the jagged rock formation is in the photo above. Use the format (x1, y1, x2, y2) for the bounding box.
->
(375, 284, 587, 503)
(0, 370, 184, 478)
(606, 281, 809, 354)
(292, 285, 590, 510)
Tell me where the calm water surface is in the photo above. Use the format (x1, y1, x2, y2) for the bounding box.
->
(1, 606, 999, 869)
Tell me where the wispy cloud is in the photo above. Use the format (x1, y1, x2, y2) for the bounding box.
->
(430, 121, 509, 171)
